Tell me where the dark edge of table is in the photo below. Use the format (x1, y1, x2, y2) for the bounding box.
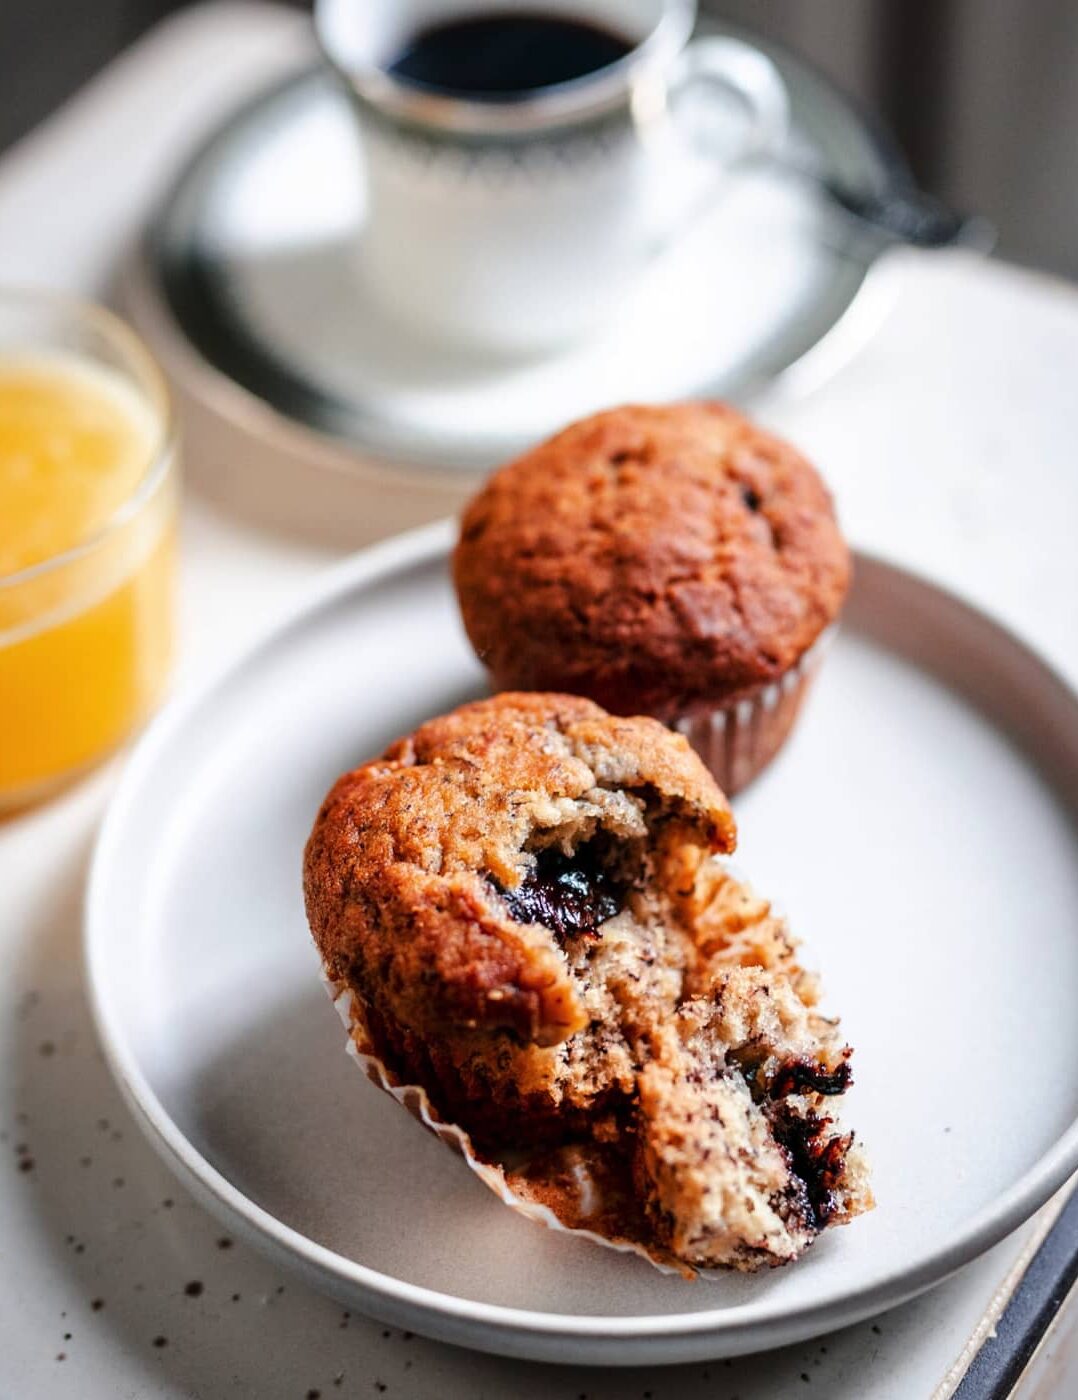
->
(954, 1185, 1078, 1398)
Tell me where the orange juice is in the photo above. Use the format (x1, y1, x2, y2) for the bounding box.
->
(0, 342, 177, 810)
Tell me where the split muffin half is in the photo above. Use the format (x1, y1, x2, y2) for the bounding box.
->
(304, 692, 871, 1273)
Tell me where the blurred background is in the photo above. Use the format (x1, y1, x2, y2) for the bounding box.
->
(3, 0, 1078, 279)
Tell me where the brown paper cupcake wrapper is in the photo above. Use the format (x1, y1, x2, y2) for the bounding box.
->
(321, 971, 686, 1277)
(671, 626, 836, 795)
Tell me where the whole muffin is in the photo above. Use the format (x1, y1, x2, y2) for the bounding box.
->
(304, 692, 871, 1273)
(453, 402, 851, 793)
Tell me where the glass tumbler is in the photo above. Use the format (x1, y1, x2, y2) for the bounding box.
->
(0, 290, 179, 811)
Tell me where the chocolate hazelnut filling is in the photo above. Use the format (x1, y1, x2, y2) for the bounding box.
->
(771, 1106, 854, 1228)
(769, 1056, 853, 1100)
(740, 484, 763, 512)
(498, 843, 628, 942)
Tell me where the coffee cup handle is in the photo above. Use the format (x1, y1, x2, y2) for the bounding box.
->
(656, 37, 790, 249)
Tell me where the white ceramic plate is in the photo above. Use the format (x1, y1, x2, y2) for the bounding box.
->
(86, 522, 1078, 1366)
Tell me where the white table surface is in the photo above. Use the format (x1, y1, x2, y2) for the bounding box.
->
(1, 4, 1077, 1397)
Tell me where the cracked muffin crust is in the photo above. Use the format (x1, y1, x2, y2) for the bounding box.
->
(453, 402, 851, 793)
(304, 692, 871, 1273)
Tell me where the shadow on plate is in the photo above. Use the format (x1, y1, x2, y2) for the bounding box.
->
(175, 976, 842, 1317)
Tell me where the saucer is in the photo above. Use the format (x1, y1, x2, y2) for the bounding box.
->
(128, 22, 904, 482)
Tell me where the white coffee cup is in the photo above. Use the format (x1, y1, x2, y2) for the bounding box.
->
(316, 0, 789, 357)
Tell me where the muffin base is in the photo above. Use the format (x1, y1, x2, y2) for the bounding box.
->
(670, 628, 835, 796)
(324, 974, 689, 1277)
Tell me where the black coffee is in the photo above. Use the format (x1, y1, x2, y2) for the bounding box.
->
(387, 11, 633, 100)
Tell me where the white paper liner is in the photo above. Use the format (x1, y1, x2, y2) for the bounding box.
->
(321, 970, 685, 1277)
(672, 625, 836, 795)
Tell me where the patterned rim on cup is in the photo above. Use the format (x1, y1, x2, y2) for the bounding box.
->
(314, 0, 696, 140)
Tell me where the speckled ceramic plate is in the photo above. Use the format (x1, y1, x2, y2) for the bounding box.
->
(85, 522, 1078, 1365)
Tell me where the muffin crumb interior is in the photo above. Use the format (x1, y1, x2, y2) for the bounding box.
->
(485, 782, 870, 1271)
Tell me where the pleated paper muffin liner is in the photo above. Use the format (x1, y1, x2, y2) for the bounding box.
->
(322, 972, 687, 1278)
(670, 626, 837, 796)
